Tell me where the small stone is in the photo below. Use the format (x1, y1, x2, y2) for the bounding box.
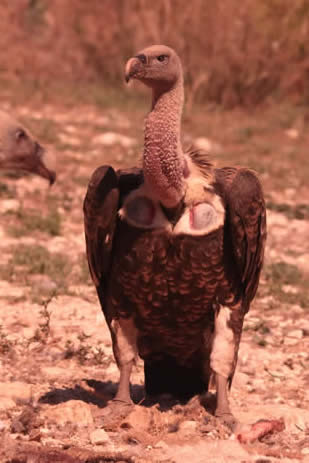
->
(89, 428, 110, 445)
(59, 133, 81, 146)
(285, 128, 299, 139)
(0, 199, 20, 213)
(92, 132, 136, 148)
(21, 327, 37, 340)
(193, 137, 222, 154)
(178, 420, 198, 434)
(288, 329, 303, 339)
(154, 440, 169, 449)
(284, 337, 299, 346)
(0, 420, 7, 431)
(282, 284, 298, 294)
(82, 326, 97, 337)
(302, 447, 309, 455)
(0, 282, 25, 299)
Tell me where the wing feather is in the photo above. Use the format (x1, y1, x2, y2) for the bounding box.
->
(83, 166, 119, 291)
(83, 165, 143, 313)
(215, 167, 267, 311)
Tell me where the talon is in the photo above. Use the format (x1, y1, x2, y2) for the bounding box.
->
(111, 398, 133, 405)
(215, 411, 238, 431)
(98, 398, 134, 429)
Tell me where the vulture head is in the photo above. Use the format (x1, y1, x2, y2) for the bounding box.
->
(0, 110, 56, 185)
(125, 45, 185, 209)
(125, 45, 183, 90)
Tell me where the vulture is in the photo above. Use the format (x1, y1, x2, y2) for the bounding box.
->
(0, 110, 56, 184)
(84, 45, 266, 427)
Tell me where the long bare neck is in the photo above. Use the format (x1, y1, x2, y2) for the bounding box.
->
(143, 79, 185, 208)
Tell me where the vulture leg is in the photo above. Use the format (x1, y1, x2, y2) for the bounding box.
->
(114, 359, 134, 404)
(215, 374, 234, 419)
(210, 306, 237, 429)
(100, 317, 137, 423)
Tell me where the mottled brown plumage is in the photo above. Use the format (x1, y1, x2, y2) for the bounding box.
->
(0, 110, 56, 184)
(84, 46, 266, 427)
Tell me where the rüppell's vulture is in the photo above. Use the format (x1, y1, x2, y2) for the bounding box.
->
(0, 110, 56, 184)
(84, 45, 266, 428)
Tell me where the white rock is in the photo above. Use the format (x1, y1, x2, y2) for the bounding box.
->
(285, 128, 299, 139)
(0, 397, 16, 411)
(178, 420, 198, 433)
(155, 440, 169, 449)
(193, 137, 222, 154)
(42, 400, 94, 426)
(0, 382, 32, 403)
(0, 281, 25, 299)
(288, 329, 303, 339)
(282, 284, 298, 294)
(284, 337, 299, 346)
(21, 327, 37, 340)
(0, 199, 19, 213)
(59, 133, 81, 146)
(64, 125, 77, 134)
(89, 428, 110, 445)
(92, 132, 136, 148)
(82, 326, 97, 337)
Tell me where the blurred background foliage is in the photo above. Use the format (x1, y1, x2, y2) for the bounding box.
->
(0, 0, 309, 108)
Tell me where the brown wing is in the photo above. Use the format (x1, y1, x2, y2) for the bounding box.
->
(215, 167, 267, 312)
(83, 165, 143, 312)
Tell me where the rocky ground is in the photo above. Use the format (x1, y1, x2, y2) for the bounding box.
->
(0, 97, 308, 462)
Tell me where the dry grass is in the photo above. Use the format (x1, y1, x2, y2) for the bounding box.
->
(1, 1, 309, 108)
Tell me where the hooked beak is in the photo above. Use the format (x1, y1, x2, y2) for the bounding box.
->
(32, 158, 56, 185)
(125, 57, 143, 83)
(24, 144, 56, 185)
(33, 145, 56, 185)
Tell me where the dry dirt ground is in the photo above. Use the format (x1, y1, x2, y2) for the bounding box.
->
(0, 96, 308, 462)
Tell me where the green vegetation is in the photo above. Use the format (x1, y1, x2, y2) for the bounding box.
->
(21, 117, 60, 145)
(0, 325, 15, 356)
(7, 206, 61, 237)
(1, 1, 309, 107)
(0, 181, 16, 199)
(264, 261, 309, 308)
(30, 296, 52, 345)
(266, 261, 303, 286)
(25, 0, 48, 30)
(0, 244, 70, 289)
(64, 334, 111, 366)
(266, 202, 309, 220)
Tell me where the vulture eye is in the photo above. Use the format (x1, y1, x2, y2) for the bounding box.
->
(157, 55, 168, 62)
(15, 129, 27, 141)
